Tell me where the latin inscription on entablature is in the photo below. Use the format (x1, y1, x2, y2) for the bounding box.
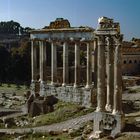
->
(30, 32, 94, 41)
(95, 30, 118, 35)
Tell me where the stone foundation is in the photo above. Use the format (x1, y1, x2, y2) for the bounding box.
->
(48, 85, 94, 107)
(31, 83, 94, 107)
(90, 112, 125, 138)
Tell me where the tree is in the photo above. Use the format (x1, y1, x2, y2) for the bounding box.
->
(10, 38, 31, 84)
(0, 46, 11, 82)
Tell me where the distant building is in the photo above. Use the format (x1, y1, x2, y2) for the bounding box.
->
(122, 45, 140, 75)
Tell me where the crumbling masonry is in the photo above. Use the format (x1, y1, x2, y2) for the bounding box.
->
(30, 17, 124, 137)
(90, 17, 124, 138)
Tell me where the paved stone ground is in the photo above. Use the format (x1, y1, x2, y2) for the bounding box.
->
(123, 93, 140, 101)
(0, 112, 94, 134)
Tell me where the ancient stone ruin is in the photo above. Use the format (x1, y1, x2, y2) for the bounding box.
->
(90, 17, 124, 138)
(30, 18, 95, 107)
(30, 17, 124, 137)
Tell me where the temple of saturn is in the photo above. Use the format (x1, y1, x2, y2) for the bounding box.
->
(30, 17, 124, 137)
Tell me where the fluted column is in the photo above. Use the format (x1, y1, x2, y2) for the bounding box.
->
(112, 35, 123, 115)
(96, 36, 106, 112)
(62, 42, 69, 86)
(51, 42, 57, 85)
(85, 42, 92, 88)
(31, 40, 37, 82)
(105, 37, 114, 112)
(74, 43, 80, 88)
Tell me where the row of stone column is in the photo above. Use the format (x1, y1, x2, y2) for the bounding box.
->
(96, 35, 123, 115)
(31, 40, 93, 88)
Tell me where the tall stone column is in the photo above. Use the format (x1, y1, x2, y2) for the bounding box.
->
(39, 41, 46, 82)
(105, 36, 114, 112)
(62, 42, 69, 86)
(93, 38, 98, 88)
(85, 42, 92, 88)
(112, 35, 123, 115)
(51, 42, 57, 85)
(31, 40, 37, 82)
(39, 40, 46, 96)
(74, 43, 80, 88)
(96, 36, 106, 112)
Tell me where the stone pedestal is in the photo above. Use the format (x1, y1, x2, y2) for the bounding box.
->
(90, 112, 125, 139)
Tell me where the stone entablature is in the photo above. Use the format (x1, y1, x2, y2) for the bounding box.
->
(30, 27, 94, 41)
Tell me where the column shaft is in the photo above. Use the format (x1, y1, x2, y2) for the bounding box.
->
(96, 36, 106, 112)
(43, 43, 47, 79)
(93, 39, 98, 88)
(31, 40, 37, 82)
(39, 41, 46, 82)
(85, 42, 92, 88)
(62, 42, 69, 86)
(105, 37, 114, 112)
(51, 42, 57, 85)
(74, 43, 80, 88)
(112, 36, 123, 114)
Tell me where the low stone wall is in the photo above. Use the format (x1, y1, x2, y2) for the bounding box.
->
(31, 82, 96, 107)
(46, 85, 94, 108)
(31, 83, 95, 108)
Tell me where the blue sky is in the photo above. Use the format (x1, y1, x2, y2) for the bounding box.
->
(0, 0, 140, 41)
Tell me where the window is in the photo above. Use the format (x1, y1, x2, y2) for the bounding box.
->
(129, 60, 132, 64)
(123, 60, 127, 64)
(134, 60, 137, 63)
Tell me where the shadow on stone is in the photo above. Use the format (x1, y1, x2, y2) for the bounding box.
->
(27, 93, 58, 117)
(123, 123, 140, 132)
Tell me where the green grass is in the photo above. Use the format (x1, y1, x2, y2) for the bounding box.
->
(26, 133, 72, 140)
(2, 101, 94, 129)
(1, 133, 72, 140)
(31, 101, 94, 127)
(116, 135, 140, 140)
(0, 83, 29, 96)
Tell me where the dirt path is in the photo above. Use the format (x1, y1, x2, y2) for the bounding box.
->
(0, 112, 94, 134)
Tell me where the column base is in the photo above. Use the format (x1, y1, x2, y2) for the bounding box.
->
(96, 106, 105, 112)
(89, 131, 104, 139)
(51, 81, 57, 86)
(85, 84, 91, 89)
(112, 109, 123, 115)
(31, 79, 35, 83)
(73, 83, 79, 88)
(105, 104, 112, 112)
(62, 83, 67, 87)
